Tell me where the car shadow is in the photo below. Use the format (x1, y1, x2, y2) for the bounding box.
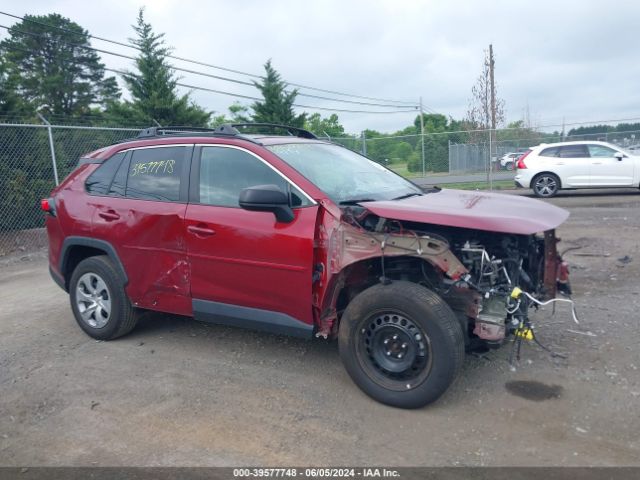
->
(128, 310, 339, 356)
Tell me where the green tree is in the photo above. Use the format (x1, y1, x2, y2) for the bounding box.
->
(0, 55, 33, 119)
(0, 13, 120, 116)
(251, 60, 305, 127)
(0, 14, 120, 118)
(114, 9, 210, 127)
(304, 113, 345, 138)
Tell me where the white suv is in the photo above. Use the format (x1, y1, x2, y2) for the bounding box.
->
(514, 141, 640, 198)
(499, 152, 522, 170)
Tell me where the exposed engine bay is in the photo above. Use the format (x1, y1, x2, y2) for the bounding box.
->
(323, 206, 575, 360)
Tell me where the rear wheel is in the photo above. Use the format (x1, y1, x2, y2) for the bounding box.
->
(69, 255, 139, 340)
(506, 162, 515, 171)
(338, 281, 464, 408)
(532, 173, 560, 198)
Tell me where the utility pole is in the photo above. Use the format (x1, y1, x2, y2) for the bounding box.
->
(419, 97, 426, 177)
(488, 44, 496, 189)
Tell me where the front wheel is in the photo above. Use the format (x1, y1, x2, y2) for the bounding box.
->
(532, 173, 560, 198)
(338, 281, 465, 408)
(506, 162, 515, 171)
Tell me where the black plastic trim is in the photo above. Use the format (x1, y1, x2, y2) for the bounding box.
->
(49, 265, 66, 291)
(192, 299, 314, 339)
(59, 237, 128, 286)
(216, 123, 317, 139)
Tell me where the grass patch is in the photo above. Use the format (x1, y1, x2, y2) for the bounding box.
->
(388, 163, 420, 178)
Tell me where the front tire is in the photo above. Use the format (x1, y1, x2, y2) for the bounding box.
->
(532, 173, 560, 198)
(338, 281, 465, 408)
(69, 255, 139, 340)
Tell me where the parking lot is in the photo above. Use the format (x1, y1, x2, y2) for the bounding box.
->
(1, 189, 639, 467)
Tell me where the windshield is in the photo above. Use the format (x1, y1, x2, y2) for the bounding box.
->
(267, 143, 421, 204)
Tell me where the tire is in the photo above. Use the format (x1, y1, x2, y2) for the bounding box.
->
(338, 281, 465, 408)
(69, 255, 139, 340)
(532, 173, 560, 198)
(506, 162, 514, 171)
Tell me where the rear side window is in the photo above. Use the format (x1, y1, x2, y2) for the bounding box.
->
(198, 146, 310, 208)
(559, 145, 589, 158)
(85, 152, 126, 195)
(126, 147, 187, 202)
(539, 147, 559, 157)
(108, 154, 130, 197)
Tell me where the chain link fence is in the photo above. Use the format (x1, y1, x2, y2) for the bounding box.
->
(334, 128, 640, 178)
(2, 122, 639, 257)
(0, 123, 137, 257)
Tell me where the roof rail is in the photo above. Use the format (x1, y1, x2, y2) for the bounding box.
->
(215, 123, 317, 139)
(136, 126, 226, 138)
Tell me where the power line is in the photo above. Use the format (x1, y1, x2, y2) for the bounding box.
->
(103, 67, 418, 114)
(0, 10, 422, 107)
(0, 23, 419, 110)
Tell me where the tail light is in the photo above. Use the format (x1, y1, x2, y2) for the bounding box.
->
(41, 197, 56, 216)
(516, 150, 531, 169)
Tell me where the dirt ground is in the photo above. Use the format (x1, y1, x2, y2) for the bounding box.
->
(0, 189, 639, 467)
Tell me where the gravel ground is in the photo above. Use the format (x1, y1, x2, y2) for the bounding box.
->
(0, 189, 639, 467)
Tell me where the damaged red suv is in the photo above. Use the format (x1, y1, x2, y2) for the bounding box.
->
(43, 124, 570, 408)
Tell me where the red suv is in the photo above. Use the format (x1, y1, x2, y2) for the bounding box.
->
(43, 124, 570, 408)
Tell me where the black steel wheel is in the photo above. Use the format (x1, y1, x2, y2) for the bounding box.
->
(357, 311, 432, 391)
(339, 281, 465, 408)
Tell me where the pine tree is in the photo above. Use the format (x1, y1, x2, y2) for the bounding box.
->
(251, 60, 305, 128)
(117, 8, 210, 127)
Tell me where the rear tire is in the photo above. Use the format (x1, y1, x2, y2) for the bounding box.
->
(506, 162, 514, 171)
(69, 255, 139, 340)
(532, 173, 560, 198)
(338, 281, 464, 408)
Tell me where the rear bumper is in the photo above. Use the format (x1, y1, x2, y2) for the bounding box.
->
(514, 174, 529, 189)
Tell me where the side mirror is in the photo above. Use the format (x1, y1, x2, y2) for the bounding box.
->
(239, 184, 294, 223)
(614, 152, 625, 161)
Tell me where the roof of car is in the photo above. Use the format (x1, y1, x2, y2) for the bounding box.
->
(533, 140, 618, 149)
(82, 125, 331, 160)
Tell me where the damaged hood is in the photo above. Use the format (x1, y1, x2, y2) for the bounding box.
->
(359, 189, 569, 235)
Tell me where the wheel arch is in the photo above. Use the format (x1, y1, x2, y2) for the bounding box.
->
(60, 237, 128, 291)
(532, 171, 563, 189)
(320, 255, 451, 336)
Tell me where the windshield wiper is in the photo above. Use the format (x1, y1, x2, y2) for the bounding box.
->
(339, 198, 376, 205)
(391, 192, 423, 201)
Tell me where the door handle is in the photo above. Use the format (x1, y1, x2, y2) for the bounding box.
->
(98, 210, 120, 221)
(591, 162, 603, 165)
(187, 224, 216, 237)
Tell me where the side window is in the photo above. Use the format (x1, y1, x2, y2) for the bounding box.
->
(539, 147, 559, 157)
(199, 146, 311, 208)
(85, 152, 125, 195)
(126, 147, 186, 202)
(559, 145, 589, 158)
(587, 145, 617, 158)
(108, 153, 130, 197)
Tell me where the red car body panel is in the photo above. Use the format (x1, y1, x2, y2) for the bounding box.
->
(359, 189, 569, 235)
(91, 195, 191, 316)
(185, 203, 319, 325)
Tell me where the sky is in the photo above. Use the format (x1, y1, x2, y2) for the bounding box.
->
(1, 0, 640, 134)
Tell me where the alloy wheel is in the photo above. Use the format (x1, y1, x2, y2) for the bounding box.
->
(76, 272, 112, 329)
